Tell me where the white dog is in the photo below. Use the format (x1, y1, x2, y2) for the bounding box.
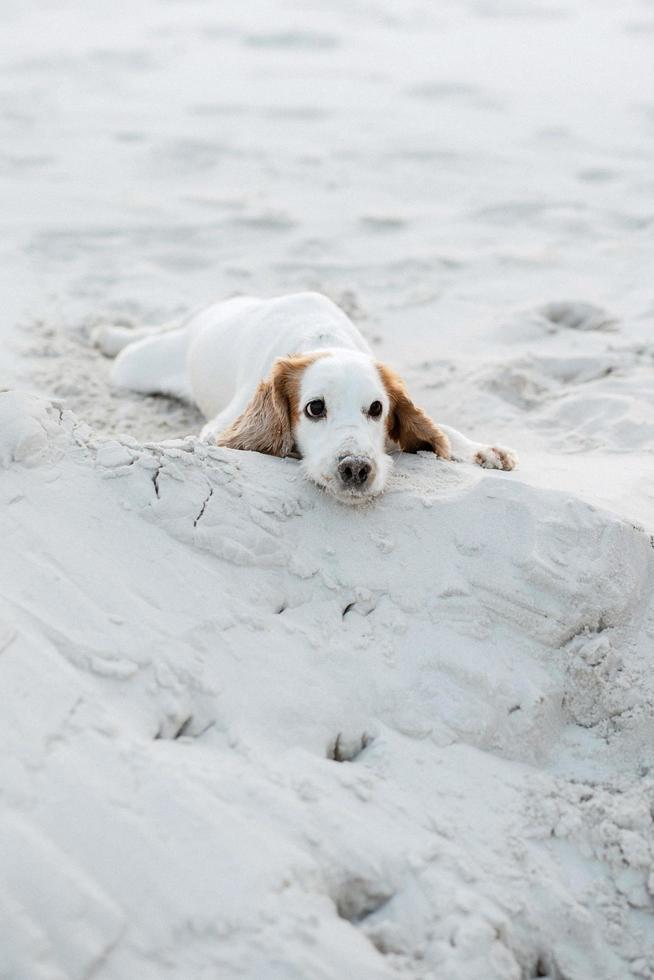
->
(97, 292, 516, 503)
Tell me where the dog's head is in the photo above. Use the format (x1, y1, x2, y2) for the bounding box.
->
(217, 349, 450, 503)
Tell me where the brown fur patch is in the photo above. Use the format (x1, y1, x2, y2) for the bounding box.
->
(274, 352, 326, 427)
(377, 362, 450, 458)
(217, 352, 325, 457)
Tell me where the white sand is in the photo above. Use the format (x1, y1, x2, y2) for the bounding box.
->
(1, 1, 654, 978)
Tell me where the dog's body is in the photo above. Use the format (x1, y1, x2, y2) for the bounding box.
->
(107, 293, 372, 436)
(99, 292, 517, 503)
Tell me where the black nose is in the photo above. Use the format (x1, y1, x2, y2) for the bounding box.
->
(338, 456, 372, 487)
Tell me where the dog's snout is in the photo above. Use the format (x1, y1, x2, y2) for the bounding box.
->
(338, 455, 372, 487)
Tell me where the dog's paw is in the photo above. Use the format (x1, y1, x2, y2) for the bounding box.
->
(91, 325, 132, 358)
(199, 422, 221, 444)
(474, 445, 518, 471)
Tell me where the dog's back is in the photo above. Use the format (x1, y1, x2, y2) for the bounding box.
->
(106, 292, 369, 422)
(187, 292, 369, 419)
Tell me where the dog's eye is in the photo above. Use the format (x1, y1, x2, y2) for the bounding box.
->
(368, 400, 383, 418)
(305, 398, 326, 419)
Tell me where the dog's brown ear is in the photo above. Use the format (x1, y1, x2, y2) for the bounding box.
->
(216, 376, 293, 457)
(377, 362, 450, 458)
(217, 353, 321, 457)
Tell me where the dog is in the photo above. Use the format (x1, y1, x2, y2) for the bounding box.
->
(96, 292, 517, 504)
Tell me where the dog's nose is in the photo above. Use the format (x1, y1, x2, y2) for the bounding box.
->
(338, 456, 372, 487)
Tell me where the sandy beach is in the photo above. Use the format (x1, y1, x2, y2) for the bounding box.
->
(2, 1, 654, 977)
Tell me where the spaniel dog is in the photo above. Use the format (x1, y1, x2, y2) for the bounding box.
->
(97, 292, 517, 504)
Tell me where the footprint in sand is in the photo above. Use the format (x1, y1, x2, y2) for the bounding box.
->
(539, 300, 618, 332)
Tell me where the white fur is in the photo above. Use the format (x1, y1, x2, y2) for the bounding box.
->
(98, 292, 517, 502)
